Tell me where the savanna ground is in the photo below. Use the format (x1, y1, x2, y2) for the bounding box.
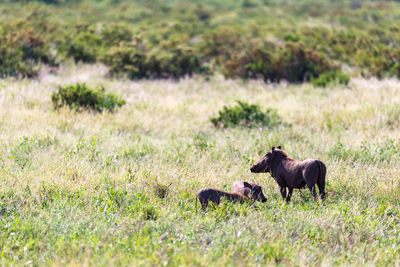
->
(1, 64, 400, 266)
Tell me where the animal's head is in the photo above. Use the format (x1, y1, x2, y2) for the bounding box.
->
(249, 183, 267, 203)
(250, 146, 281, 173)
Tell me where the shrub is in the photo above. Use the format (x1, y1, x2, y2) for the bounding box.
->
(67, 31, 103, 63)
(271, 42, 338, 82)
(223, 43, 275, 80)
(51, 83, 126, 112)
(145, 44, 203, 79)
(311, 71, 350, 87)
(368, 46, 400, 78)
(0, 45, 37, 78)
(102, 41, 204, 79)
(283, 32, 303, 42)
(6, 29, 53, 64)
(101, 43, 147, 79)
(101, 24, 132, 47)
(0, 28, 54, 77)
(200, 26, 244, 65)
(222, 41, 338, 83)
(210, 101, 283, 128)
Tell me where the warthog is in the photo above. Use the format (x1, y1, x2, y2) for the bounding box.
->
(232, 181, 267, 203)
(197, 188, 249, 210)
(250, 146, 326, 202)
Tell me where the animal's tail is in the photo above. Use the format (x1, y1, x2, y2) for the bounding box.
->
(316, 160, 327, 200)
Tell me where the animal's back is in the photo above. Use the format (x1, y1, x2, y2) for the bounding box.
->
(316, 160, 327, 179)
(197, 188, 220, 200)
(222, 191, 249, 203)
(283, 159, 320, 189)
(232, 181, 252, 197)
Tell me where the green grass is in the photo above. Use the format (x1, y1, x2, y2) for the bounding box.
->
(1, 1, 400, 265)
(1, 66, 400, 265)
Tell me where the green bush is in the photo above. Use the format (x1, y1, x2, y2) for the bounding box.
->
(0, 45, 37, 78)
(0, 28, 55, 77)
(210, 101, 283, 128)
(223, 43, 275, 80)
(101, 24, 132, 47)
(145, 44, 204, 79)
(200, 26, 244, 66)
(59, 24, 133, 64)
(51, 83, 126, 112)
(67, 31, 103, 63)
(102, 41, 204, 79)
(2, 0, 400, 80)
(368, 46, 400, 78)
(101, 43, 147, 79)
(8, 29, 52, 63)
(271, 42, 337, 82)
(222, 41, 337, 83)
(311, 71, 350, 87)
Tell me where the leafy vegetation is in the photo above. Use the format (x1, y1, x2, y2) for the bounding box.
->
(222, 42, 338, 82)
(0, 28, 56, 77)
(0, 0, 400, 80)
(51, 83, 125, 112)
(211, 101, 283, 128)
(311, 71, 350, 87)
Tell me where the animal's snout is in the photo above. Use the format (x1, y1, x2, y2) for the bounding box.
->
(250, 165, 257, 172)
(262, 198, 267, 203)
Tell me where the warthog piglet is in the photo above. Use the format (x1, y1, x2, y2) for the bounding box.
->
(232, 181, 267, 203)
(197, 188, 249, 210)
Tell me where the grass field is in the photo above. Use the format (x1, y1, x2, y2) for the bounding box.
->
(1, 64, 400, 265)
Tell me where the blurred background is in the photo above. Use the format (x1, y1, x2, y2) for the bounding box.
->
(0, 0, 399, 86)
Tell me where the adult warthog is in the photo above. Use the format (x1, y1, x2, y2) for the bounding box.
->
(250, 146, 326, 202)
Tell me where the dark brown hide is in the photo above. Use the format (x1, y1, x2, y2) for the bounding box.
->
(232, 181, 267, 203)
(250, 147, 326, 202)
(197, 188, 249, 210)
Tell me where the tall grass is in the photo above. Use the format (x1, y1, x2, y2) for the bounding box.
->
(1, 66, 400, 265)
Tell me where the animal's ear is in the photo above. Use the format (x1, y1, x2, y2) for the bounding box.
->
(272, 146, 275, 151)
(277, 146, 281, 149)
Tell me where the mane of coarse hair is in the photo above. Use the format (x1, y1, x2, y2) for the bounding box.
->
(273, 149, 294, 160)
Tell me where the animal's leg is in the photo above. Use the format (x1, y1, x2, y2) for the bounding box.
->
(318, 183, 326, 200)
(308, 184, 317, 201)
(316, 160, 327, 200)
(201, 199, 208, 210)
(286, 188, 293, 203)
(280, 187, 287, 201)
